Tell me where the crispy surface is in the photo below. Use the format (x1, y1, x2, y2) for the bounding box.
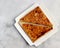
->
(20, 7, 53, 27)
(21, 24, 52, 42)
(19, 6, 53, 42)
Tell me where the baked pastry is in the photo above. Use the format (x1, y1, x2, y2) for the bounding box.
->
(20, 7, 53, 27)
(19, 6, 53, 42)
(19, 23, 52, 42)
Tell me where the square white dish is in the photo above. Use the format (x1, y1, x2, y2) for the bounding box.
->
(14, 3, 59, 46)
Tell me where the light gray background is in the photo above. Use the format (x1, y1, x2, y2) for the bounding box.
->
(0, 0, 60, 48)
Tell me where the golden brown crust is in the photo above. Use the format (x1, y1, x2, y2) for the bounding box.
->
(20, 7, 53, 27)
(19, 6, 53, 42)
(21, 24, 53, 42)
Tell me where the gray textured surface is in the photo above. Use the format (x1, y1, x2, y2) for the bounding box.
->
(0, 0, 60, 48)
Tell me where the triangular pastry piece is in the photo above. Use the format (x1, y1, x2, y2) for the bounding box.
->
(20, 7, 53, 27)
(19, 23, 53, 42)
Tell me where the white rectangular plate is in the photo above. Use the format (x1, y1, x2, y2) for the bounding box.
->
(14, 3, 59, 46)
